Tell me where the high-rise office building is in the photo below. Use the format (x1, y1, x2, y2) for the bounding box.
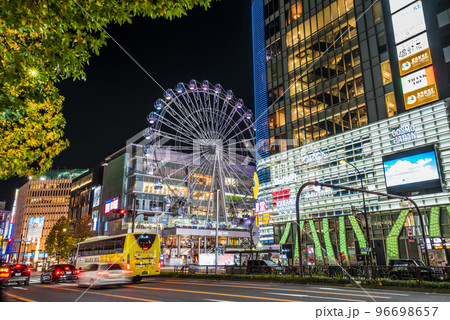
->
(252, 0, 450, 266)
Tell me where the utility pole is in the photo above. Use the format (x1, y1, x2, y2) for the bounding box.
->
(132, 194, 136, 233)
(215, 189, 220, 274)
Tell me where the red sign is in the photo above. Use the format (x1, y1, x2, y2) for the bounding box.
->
(407, 227, 413, 237)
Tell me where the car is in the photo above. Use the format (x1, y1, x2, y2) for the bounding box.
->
(41, 264, 80, 284)
(388, 259, 445, 281)
(0, 263, 31, 286)
(76, 263, 133, 289)
(246, 259, 283, 274)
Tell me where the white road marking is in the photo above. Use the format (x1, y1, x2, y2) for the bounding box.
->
(204, 299, 234, 302)
(12, 286, 28, 290)
(318, 287, 410, 296)
(264, 292, 365, 302)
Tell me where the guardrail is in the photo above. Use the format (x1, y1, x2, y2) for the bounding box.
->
(163, 265, 450, 281)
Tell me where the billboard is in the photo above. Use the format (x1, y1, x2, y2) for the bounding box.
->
(392, 1, 426, 44)
(389, 0, 415, 14)
(104, 197, 119, 214)
(26, 216, 45, 243)
(401, 66, 439, 110)
(397, 33, 432, 76)
(382, 145, 442, 196)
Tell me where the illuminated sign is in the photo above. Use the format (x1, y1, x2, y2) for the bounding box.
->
(392, 1, 426, 44)
(255, 200, 267, 213)
(302, 186, 334, 200)
(401, 67, 438, 110)
(273, 173, 297, 186)
(389, 0, 415, 13)
(26, 217, 45, 243)
(104, 197, 119, 214)
(257, 213, 271, 226)
(299, 150, 329, 167)
(389, 123, 417, 145)
(272, 189, 295, 212)
(397, 33, 432, 76)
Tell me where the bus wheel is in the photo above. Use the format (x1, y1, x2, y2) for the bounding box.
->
(133, 275, 141, 283)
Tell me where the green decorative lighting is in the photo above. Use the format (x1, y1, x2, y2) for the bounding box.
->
(279, 222, 291, 245)
(429, 207, 441, 238)
(386, 209, 409, 261)
(323, 218, 337, 265)
(294, 220, 304, 261)
(308, 220, 323, 263)
(348, 215, 367, 255)
(447, 206, 450, 221)
(339, 216, 348, 263)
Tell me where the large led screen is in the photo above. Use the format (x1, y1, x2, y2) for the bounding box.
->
(383, 145, 442, 196)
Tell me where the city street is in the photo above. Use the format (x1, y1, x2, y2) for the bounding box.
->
(2, 274, 450, 302)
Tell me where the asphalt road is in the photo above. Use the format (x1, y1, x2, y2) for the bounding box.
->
(2, 274, 450, 302)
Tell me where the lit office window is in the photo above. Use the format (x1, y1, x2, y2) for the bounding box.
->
(381, 60, 392, 85)
(372, 1, 383, 25)
(285, 1, 303, 26)
(385, 92, 397, 118)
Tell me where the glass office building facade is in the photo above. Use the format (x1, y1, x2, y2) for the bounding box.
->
(252, 0, 450, 266)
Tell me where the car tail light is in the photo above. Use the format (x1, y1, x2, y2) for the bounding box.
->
(158, 262, 161, 269)
(64, 266, 70, 271)
(97, 271, 109, 276)
(15, 264, 22, 269)
(142, 246, 149, 251)
(75, 269, 81, 274)
(26, 268, 32, 273)
(55, 270, 61, 276)
(126, 263, 131, 270)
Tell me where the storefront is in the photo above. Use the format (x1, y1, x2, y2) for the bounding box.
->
(256, 100, 450, 266)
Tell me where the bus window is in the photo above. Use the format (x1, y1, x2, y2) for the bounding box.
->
(104, 239, 114, 254)
(133, 234, 157, 250)
(114, 237, 125, 254)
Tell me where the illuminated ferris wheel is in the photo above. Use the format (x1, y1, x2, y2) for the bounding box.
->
(144, 80, 255, 226)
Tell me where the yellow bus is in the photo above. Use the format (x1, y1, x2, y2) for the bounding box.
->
(74, 233, 160, 281)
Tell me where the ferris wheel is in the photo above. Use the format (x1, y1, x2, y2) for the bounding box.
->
(144, 80, 256, 226)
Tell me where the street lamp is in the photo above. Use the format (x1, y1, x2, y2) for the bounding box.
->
(210, 190, 220, 274)
(339, 159, 374, 266)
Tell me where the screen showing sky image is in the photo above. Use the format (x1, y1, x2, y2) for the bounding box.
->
(383, 151, 439, 187)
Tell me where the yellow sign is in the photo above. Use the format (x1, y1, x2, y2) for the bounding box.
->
(404, 83, 439, 110)
(398, 48, 432, 76)
(257, 212, 271, 226)
(253, 171, 259, 199)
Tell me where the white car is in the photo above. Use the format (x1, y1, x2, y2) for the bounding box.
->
(77, 263, 132, 288)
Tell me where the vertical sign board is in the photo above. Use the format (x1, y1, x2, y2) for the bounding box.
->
(391, 1, 426, 44)
(401, 66, 439, 110)
(397, 33, 432, 76)
(26, 217, 45, 243)
(389, 0, 415, 14)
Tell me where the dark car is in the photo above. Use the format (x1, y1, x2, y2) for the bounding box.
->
(0, 263, 31, 286)
(40, 264, 80, 284)
(388, 259, 445, 281)
(246, 260, 283, 274)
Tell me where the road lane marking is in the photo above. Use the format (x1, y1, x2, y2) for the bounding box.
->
(34, 284, 161, 302)
(12, 287, 28, 290)
(125, 285, 302, 302)
(157, 279, 391, 299)
(318, 287, 410, 296)
(204, 299, 234, 302)
(3, 292, 36, 302)
(265, 292, 365, 302)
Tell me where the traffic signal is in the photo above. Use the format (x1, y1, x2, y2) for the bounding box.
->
(111, 209, 126, 216)
(7, 238, 13, 244)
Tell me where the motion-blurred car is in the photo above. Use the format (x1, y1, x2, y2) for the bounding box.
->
(388, 259, 445, 281)
(40, 264, 80, 284)
(246, 260, 283, 274)
(0, 263, 31, 286)
(77, 263, 132, 289)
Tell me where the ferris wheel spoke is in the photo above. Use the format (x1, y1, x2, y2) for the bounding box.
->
(154, 129, 197, 146)
(155, 112, 200, 141)
(224, 122, 255, 142)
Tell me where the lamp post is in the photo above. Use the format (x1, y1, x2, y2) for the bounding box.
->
(340, 160, 374, 266)
(215, 189, 220, 274)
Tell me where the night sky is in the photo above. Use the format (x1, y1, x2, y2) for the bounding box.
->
(0, 0, 254, 210)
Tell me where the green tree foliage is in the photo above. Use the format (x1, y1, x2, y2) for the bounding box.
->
(0, 0, 214, 179)
(73, 215, 94, 244)
(45, 216, 74, 263)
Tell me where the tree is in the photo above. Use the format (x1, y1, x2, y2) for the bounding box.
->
(0, 0, 215, 180)
(45, 216, 74, 263)
(73, 216, 94, 244)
